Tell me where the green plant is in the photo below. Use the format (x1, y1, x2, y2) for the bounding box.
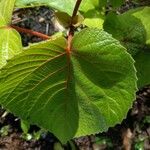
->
(0, 125, 10, 136)
(0, 0, 149, 144)
(21, 119, 45, 141)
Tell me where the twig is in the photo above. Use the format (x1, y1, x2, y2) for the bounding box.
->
(11, 25, 50, 40)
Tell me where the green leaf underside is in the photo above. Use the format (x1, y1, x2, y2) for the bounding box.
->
(0, 28, 22, 68)
(0, 28, 137, 143)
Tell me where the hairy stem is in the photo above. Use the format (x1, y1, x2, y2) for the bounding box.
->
(11, 25, 50, 40)
(67, 0, 82, 53)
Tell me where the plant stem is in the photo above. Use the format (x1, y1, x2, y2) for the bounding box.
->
(67, 0, 82, 53)
(11, 25, 50, 40)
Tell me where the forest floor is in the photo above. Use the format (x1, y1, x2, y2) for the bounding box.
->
(0, 2, 150, 150)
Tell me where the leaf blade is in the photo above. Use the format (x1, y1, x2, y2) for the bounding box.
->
(0, 29, 137, 143)
(72, 29, 137, 135)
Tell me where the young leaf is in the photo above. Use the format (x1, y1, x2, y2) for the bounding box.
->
(79, 0, 99, 12)
(0, 28, 22, 68)
(83, 10, 104, 29)
(21, 120, 30, 134)
(55, 12, 71, 28)
(0, 28, 137, 143)
(72, 14, 84, 27)
(0, 0, 16, 25)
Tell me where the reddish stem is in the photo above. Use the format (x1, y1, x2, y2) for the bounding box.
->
(11, 25, 50, 40)
(66, 0, 82, 53)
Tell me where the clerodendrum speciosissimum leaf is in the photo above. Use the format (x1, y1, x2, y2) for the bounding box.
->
(0, 28, 137, 143)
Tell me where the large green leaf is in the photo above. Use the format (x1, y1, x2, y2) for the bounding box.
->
(134, 50, 150, 87)
(0, 28, 137, 143)
(104, 13, 146, 56)
(104, 7, 150, 55)
(129, 7, 150, 46)
(0, 28, 22, 68)
(104, 7, 150, 87)
(0, 0, 16, 25)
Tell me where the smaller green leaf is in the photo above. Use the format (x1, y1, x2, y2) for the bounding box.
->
(99, 0, 107, 8)
(72, 14, 84, 27)
(103, 9, 148, 56)
(55, 12, 84, 29)
(129, 7, 150, 46)
(104, 7, 150, 52)
(110, 0, 124, 8)
(54, 142, 64, 150)
(0, 28, 22, 68)
(80, 0, 99, 12)
(0, 125, 10, 136)
(55, 12, 71, 28)
(21, 120, 30, 134)
(83, 10, 104, 29)
(0, 0, 16, 25)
